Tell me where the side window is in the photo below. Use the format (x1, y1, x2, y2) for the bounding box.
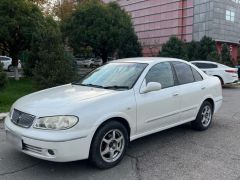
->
(0, 57, 9, 61)
(194, 63, 217, 69)
(172, 62, 195, 85)
(145, 62, 175, 89)
(191, 67, 203, 81)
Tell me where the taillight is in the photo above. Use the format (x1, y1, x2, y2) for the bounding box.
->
(225, 70, 237, 74)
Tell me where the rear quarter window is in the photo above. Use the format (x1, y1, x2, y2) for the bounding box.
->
(191, 67, 203, 81)
(172, 62, 195, 85)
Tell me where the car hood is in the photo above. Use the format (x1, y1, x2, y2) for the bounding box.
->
(13, 84, 115, 117)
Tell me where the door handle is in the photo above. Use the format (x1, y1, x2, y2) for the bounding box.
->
(173, 93, 179, 97)
(201, 87, 206, 90)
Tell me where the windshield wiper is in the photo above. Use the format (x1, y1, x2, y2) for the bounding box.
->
(103, 86, 130, 90)
(77, 83, 105, 89)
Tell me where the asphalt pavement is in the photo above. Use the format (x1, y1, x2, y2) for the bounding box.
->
(0, 88, 240, 180)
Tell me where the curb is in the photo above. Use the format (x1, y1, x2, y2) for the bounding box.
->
(0, 113, 8, 121)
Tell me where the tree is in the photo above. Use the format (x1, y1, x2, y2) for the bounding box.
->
(0, 0, 45, 80)
(62, 0, 142, 63)
(52, 0, 76, 21)
(32, 17, 77, 89)
(198, 36, 219, 61)
(220, 43, 233, 66)
(117, 31, 142, 58)
(29, 0, 47, 6)
(159, 36, 187, 59)
(0, 63, 7, 90)
(186, 41, 200, 61)
(108, 3, 142, 58)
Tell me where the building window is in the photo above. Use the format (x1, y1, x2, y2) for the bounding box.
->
(226, 10, 235, 22)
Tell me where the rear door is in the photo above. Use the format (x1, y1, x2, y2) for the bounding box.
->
(172, 61, 204, 122)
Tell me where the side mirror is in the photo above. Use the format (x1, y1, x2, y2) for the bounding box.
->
(141, 82, 162, 94)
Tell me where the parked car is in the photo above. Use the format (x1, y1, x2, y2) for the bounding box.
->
(191, 61, 239, 85)
(0, 56, 21, 72)
(92, 58, 103, 67)
(79, 58, 94, 68)
(236, 65, 240, 79)
(5, 58, 222, 169)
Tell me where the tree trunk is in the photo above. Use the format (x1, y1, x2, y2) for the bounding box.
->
(9, 51, 19, 80)
(101, 52, 108, 64)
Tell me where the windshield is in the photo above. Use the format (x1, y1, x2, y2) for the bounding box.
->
(74, 62, 148, 90)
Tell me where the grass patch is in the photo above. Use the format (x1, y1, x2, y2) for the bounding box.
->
(0, 78, 37, 112)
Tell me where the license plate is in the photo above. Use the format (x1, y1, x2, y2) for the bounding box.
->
(6, 130, 22, 150)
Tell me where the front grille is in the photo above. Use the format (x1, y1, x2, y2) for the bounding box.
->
(23, 143, 43, 155)
(11, 109, 36, 128)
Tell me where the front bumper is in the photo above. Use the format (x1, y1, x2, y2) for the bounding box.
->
(4, 116, 94, 162)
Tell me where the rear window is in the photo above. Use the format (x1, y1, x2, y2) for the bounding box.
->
(193, 62, 218, 69)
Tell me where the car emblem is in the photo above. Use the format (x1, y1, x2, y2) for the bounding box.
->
(17, 114, 23, 123)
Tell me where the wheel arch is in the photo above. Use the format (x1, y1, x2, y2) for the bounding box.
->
(213, 75, 224, 85)
(203, 98, 215, 112)
(94, 117, 131, 138)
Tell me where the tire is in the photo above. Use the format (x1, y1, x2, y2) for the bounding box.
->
(8, 65, 14, 72)
(191, 101, 213, 131)
(89, 121, 129, 169)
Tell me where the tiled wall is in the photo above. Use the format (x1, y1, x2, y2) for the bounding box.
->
(103, 0, 239, 59)
(103, 0, 194, 56)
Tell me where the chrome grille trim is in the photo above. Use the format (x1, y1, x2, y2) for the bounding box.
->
(11, 109, 36, 128)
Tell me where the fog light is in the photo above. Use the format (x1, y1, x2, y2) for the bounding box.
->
(48, 149, 55, 156)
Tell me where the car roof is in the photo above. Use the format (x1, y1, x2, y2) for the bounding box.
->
(111, 57, 187, 64)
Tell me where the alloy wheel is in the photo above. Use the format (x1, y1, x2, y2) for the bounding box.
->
(100, 129, 125, 163)
(201, 105, 212, 127)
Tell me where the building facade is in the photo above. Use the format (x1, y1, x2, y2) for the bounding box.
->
(103, 0, 240, 63)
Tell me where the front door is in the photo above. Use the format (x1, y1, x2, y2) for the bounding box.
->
(135, 62, 181, 135)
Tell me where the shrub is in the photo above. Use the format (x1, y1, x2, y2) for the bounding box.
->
(28, 17, 78, 89)
(0, 63, 8, 90)
(159, 36, 187, 59)
(33, 49, 77, 89)
(220, 43, 233, 67)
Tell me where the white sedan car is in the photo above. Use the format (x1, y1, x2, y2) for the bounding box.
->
(80, 58, 94, 68)
(0, 56, 21, 72)
(5, 58, 222, 169)
(191, 61, 239, 85)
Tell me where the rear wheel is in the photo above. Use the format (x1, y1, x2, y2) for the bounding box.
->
(191, 101, 213, 131)
(8, 65, 14, 72)
(89, 121, 128, 169)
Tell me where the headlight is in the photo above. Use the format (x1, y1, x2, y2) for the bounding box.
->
(33, 116, 78, 130)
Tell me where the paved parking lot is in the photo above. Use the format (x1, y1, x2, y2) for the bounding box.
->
(0, 88, 240, 180)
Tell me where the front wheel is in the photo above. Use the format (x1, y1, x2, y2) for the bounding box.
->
(191, 101, 213, 131)
(89, 121, 128, 169)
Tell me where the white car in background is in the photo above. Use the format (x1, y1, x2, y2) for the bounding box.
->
(92, 58, 103, 67)
(80, 58, 94, 68)
(5, 58, 222, 169)
(0, 56, 21, 72)
(191, 61, 239, 85)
